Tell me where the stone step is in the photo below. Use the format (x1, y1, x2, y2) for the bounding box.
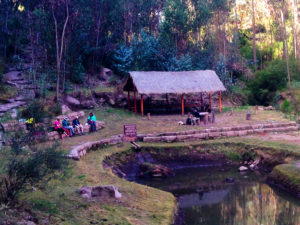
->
(143, 125, 298, 143)
(0, 101, 26, 113)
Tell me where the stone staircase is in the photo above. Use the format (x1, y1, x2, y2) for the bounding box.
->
(0, 70, 36, 118)
(138, 122, 298, 143)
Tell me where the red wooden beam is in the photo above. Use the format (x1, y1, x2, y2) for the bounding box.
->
(141, 94, 144, 116)
(181, 94, 184, 115)
(209, 92, 212, 110)
(219, 91, 222, 112)
(134, 90, 137, 114)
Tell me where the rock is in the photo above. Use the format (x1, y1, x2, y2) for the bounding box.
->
(249, 158, 260, 170)
(238, 166, 248, 172)
(65, 95, 80, 106)
(61, 104, 72, 114)
(263, 106, 274, 110)
(80, 100, 95, 109)
(11, 108, 18, 119)
(79, 185, 122, 199)
(139, 163, 173, 178)
(109, 98, 115, 106)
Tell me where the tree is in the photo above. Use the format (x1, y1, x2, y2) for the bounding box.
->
(51, 0, 70, 101)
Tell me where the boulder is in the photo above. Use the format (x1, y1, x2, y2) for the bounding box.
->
(61, 104, 72, 114)
(139, 163, 173, 178)
(80, 100, 95, 109)
(238, 166, 248, 172)
(79, 185, 122, 199)
(83, 120, 105, 132)
(65, 95, 80, 106)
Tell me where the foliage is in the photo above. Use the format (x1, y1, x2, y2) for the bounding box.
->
(111, 45, 132, 77)
(281, 99, 294, 114)
(20, 100, 49, 123)
(248, 59, 288, 105)
(71, 56, 86, 84)
(0, 131, 69, 204)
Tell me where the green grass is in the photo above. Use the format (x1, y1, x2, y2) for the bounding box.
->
(269, 161, 300, 193)
(18, 143, 176, 225)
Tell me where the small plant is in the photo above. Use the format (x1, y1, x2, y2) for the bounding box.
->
(281, 99, 294, 115)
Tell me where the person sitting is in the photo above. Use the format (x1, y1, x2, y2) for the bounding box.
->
(62, 117, 75, 137)
(186, 113, 192, 125)
(87, 112, 96, 132)
(54, 118, 68, 140)
(192, 109, 200, 125)
(72, 116, 84, 135)
(25, 117, 35, 132)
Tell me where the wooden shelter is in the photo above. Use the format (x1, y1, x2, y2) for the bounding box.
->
(123, 70, 226, 116)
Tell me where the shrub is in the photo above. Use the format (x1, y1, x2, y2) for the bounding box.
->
(248, 59, 287, 105)
(281, 99, 293, 114)
(0, 131, 69, 205)
(21, 100, 48, 123)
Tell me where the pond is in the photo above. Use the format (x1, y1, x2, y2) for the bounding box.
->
(137, 166, 300, 225)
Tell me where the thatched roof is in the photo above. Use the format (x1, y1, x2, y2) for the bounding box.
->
(123, 70, 226, 94)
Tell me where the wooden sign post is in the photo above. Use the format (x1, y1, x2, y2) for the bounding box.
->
(124, 124, 137, 141)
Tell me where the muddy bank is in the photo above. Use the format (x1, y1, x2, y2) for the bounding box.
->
(267, 161, 300, 198)
(103, 142, 296, 182)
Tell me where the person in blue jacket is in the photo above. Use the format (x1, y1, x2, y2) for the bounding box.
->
(87, 112, 96, 132)
(62, 117, 75, 137)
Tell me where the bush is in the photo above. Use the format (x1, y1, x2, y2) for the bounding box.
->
(281, 99, 293, 114)
(248, 59, 287, 105)
(21, 100, 49, 123)
(0, 131, 69, 205)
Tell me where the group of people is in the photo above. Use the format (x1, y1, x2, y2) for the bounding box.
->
(54, 112, 97, 140)
(186, 104, 211, 125)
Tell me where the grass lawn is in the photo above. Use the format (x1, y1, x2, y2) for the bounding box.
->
(58, 106, 290, 150)
(19, 143, 176, 225)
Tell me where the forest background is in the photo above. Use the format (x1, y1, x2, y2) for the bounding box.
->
(1, 0, 300, 111)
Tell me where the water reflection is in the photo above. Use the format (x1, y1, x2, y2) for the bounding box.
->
(138, 166, 300, 225)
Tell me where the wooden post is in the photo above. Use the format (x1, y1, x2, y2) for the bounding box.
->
(181, 94, 185, 116)
(209, 92, 212, 110)
(134, 90, 137, 114)
(200, 93, 203, 107)
(166, 94, 169, 105)
(141, 94, 144, 116)
(219, 91, 222, 113)
(127, 91, 130, 107)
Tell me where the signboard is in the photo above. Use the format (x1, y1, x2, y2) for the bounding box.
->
(124, 124, 137, 141)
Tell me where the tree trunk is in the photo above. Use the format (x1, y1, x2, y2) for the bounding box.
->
(292, 0, 299, 58)
(52, 0, 69, 101)
(281, 6, 291, 88)
(251, 0, 257, 71)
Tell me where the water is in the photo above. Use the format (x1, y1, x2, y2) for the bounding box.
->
(138, 166, 300, 225)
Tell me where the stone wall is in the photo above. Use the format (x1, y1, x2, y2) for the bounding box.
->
(48, 121, 105, 141)
(68, 134, 124, 160)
